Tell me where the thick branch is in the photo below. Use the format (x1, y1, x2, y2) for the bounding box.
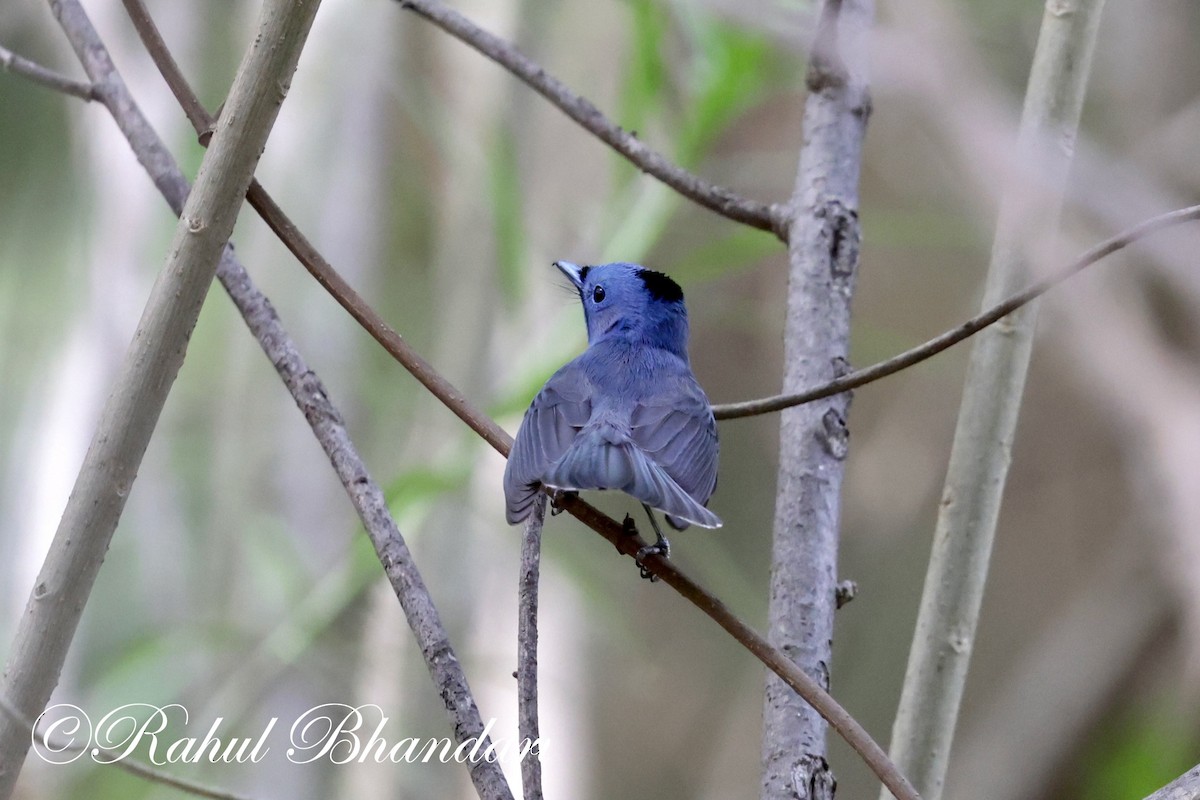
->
(761, 0, 872, 796)
(517, 497, 546, 800)
(396, 0, 787, 239)
(1145, 765, 1200, 800)
(0, 2, 321, 796)
(712, 203, 1200, 420)
(883, 2, 1108, 799)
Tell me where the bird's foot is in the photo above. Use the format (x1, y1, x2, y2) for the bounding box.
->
(634, 536, 670, 582)
(549, 490, 577, 516)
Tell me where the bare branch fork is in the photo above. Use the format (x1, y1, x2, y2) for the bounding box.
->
(396, 0, 789, 240)
(384, 0, 1200, 432)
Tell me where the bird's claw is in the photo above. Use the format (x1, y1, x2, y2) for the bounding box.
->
(634, 540, 670, 582)
(549, 490, 576, 516)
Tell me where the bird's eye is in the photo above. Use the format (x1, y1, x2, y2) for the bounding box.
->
(592, 285, 606, 303)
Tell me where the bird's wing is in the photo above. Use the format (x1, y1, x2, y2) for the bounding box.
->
(629, 372, 720, 527)
(503, 362, 592, 524)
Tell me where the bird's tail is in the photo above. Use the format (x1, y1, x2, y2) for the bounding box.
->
(543, 428, 722, 529)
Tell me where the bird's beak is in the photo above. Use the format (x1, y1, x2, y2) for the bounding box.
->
(554, 261, 585, 290)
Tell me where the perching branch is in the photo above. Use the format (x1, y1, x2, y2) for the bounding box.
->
(883, 2, 1108, 799)
(396, 0, 788, 240)
(25, 4, 515, 799)
(712, 203, 1200, 420)
(517, 496, 546, 800)
(0, 2, 321, 796)
(0, 43, 96, 100)
(761, 0, 872, 795)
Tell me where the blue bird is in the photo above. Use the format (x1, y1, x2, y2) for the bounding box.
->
(504, 261, 721, 568)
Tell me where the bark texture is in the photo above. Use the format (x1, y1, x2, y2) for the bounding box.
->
(761, 1, 873, 797)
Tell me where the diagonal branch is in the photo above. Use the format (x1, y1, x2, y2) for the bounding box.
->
(116, 5, 916, 798)
(1144, 764, 1200, 800)
(0, 43, 96, 100)
(712, 203, 1200, 420)
(396, 0, 788, 240)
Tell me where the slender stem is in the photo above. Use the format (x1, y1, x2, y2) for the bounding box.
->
(0, 43, 96, 99)
(713, 203, 1200, 420)
(119, 4, 915, 796)
(0, 3, 321, 797)
(517, 496, 546, 800)
(761, 0, 871, 796)
(396, 0, 788, 240)
(883, 2, 1108, 798)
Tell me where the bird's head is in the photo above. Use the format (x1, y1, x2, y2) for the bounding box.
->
(555, 261, 690, 361)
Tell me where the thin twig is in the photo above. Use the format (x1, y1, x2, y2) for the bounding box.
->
(713, 203, 1200, 420)
(119, 5, 916, 798)
(396, 0, 789, 240)
(0, 43, 96, 100)
(44, 4, 514, 800)
(0, 695, 255, 800)
(517, 496, 546, 800)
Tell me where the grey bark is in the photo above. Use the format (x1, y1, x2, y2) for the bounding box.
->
(882, 2, 1107, 799)
(517, 496, 546, 800)
(761, 0, 873, 797)
(1145, 765, 1200, 800)
(0, 1, 321, 795)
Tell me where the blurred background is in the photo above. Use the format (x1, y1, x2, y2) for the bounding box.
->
(1, 0, 1199, 798)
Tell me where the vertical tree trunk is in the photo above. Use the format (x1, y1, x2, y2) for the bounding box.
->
(761, 1, 873, 797)
(883, 2, 1107, 798)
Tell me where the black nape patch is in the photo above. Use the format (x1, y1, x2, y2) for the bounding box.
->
(577, 265, 591, 283)
(637, 269, 684, 303)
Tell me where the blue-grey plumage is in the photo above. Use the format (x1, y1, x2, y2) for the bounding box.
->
(504, 261, 721, 531)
